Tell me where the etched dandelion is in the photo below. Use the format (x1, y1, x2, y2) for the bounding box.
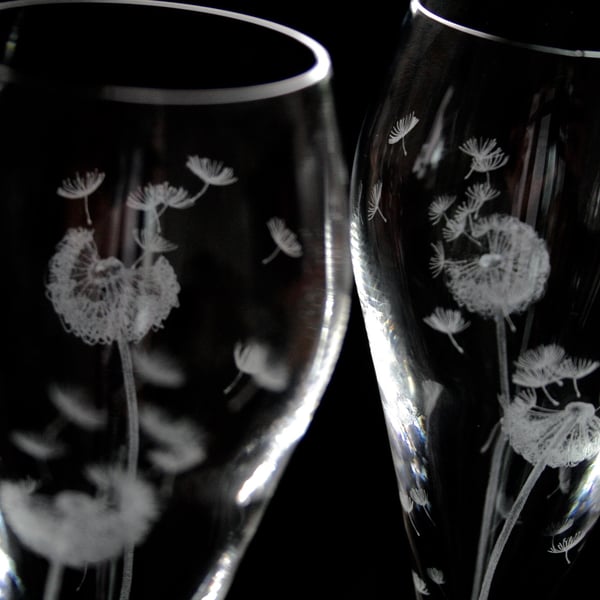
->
(423, 307, 470, 354)
(0, 466, 158, 600)
(57, 169, 105, 226)
(444, 214, 550, 324)
(388, 111, 420, 155)
(459, 137, 508, 180)
(479, 400, 600, 600)
(186, 155, 238, 186)
(367, 180, 386, 222)
(262, 217, 303, 264)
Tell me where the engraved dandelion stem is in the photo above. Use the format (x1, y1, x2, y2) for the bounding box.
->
(43, 561, 64, 600)
(477, 450, 548, 600)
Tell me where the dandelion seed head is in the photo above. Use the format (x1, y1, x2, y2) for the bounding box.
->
(503, 400, 600, 468)
(46, 228, 180, 345)
(0, 468, 158, 567)
(445, 214, 550, 319)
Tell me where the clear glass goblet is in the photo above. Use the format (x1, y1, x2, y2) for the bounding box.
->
(351, 1, 600, 599)
(0, 2, 351, 599)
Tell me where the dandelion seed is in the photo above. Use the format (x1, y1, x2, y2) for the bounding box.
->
(140, 405, 206, 474)
(426, 567, 445, 585)
(132, 348, 185, 388)
(48, 383, 107, 431)
(133, 229, 178, 255)
(445, 214, 550, 324)
(412, 571, 430, 595)
(465, 182, 501, 212)
(186, 156, 238, 186)
(388, 112, 420, 155)
(428, 242, 447, 278)
(428, 194, 456, 224)
(367, 180, 386, 222)
(57, 170, 105, 226)
(459, 137, 508, 179)
(10, 430, 65, 460)
(262, 217, 303, 264)
(127, 183, 193, 231)
(512, 344, 567, 404)
(399, 488, 419, 536)
(224, 339, 288, 393)
(423, 307, 470, 354)
(410, 487, 434, 523)
(548, 531, 585, 564)
(557, 356, 600, 397)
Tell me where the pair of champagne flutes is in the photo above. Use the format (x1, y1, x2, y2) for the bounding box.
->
(0, 1, 599, 599)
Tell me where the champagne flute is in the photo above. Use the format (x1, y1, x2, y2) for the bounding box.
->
(351, 1, 600, 598)
(0, 1, 351, 598)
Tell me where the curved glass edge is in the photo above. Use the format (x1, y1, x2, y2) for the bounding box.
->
(411, 0, 600, 59)
(0, 0, 333, 105)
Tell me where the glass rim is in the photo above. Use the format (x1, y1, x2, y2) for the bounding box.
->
(0, 0, 333, 105)
(412, 0, 600, 59)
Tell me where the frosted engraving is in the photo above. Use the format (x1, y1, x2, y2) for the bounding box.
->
(0, 155, 237, 600)
(417, 135, 600, 600)
(262, 217, 303, 264)
(388, 111, 420, 155)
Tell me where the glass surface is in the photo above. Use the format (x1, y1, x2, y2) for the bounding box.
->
(351, 2, 600, 599)
(0, 2, 352, 599)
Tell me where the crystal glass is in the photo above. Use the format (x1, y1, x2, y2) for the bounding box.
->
(351, 1, 600, 598)
(0, 2, 351, 599)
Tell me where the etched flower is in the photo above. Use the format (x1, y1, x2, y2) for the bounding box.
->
(444, 214, 550, 324)
(46, 228, 180, 345)
(388, 111, 420, 155)
(262, 217, 303, 264)
(133, 229, 178, 255)
(428, 242, 447, 278)
(186, 156, 238, 186)
(480, 400, 600, 600)
(127, 183, 193, 231)
(367, 180, 386, 222)
(132, 348, 185, 388)
(48, 383, 107, 430)
(426, 567, 445, 585)
(428, 194, 456, 225)
(557, 356, 600, 397)
(503, 400, 600, 468)
(140, 405, 206, 474)
(512, 344, 567, 404)
(464, 181, 501, 212)
(459, 137, 508, 179)
(0, 466, 158, 567)
(412, 570, 430, 595)
(224, 339, 288, 394)
(548, 531, 584, 563)
(423, 307, 470, 354)
(57, 170, 105, 226)
(10, 430, 65, 460)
